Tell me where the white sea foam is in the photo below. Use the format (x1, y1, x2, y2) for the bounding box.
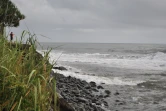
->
(52, 69, 143, 86)
(48, 51, 166, 71)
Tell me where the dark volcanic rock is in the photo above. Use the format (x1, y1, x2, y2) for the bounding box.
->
(96, 102, 101, 106)
(114, 91, 120, 96)
(115, 100, 120, 102)
(97, 85, 104, 89)
(85, 85, 91, 89)
(76, 84, 82, 89)
(92, 98, 97, 103)
(118, 101, 125, 105)
(103, 101, 108, 107)
(53, 66, 67, 71)
(92, 88, 99, 92)
(58, 98, 75, 111)
(90, 81, 96, 87)
(83, 89, 91, 95)
(105, 90, 111, 95)
(98, 95, 104, 98)
(77, 97, 88, 103)
(53, 72, 107, 111)
(104, 95, 110, 98)
(153, 101, 159, 104)
(72, 90, 79, 95)
(63, 89, 69, 93)
(81, 80, 88, 85)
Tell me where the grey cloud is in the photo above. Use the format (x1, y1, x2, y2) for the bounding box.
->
(9, 0, 166, 43)
(46, 0, 166, 30)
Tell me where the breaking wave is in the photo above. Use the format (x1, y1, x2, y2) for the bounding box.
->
(47, 51, 166, 71)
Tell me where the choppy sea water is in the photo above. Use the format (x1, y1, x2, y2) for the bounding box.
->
(38, 43, 166, 111)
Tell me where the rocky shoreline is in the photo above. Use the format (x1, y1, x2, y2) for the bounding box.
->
(51, 66, 111, 111)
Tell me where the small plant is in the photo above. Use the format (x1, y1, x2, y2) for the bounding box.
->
(0, 31, 57, 111)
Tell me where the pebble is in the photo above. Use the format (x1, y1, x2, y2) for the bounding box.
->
(52, 71, 111, 111)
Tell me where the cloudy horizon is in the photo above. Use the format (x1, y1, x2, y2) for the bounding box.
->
(8, 0, 166, 44)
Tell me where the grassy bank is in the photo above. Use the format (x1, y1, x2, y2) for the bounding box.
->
(0, 32, 57, 111)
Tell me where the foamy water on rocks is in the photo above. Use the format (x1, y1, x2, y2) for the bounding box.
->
(38, 43, 166, 111)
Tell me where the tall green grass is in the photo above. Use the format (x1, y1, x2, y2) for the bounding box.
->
(0, 31, 57, 111)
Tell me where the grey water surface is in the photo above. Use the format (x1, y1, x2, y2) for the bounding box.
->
(38, 43, 166, 111)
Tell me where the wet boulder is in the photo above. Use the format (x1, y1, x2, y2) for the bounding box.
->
(53, 66, 67, 71)
(90, 81, 96, 87)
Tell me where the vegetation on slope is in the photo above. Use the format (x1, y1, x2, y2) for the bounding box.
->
(0, 31, 57, 111)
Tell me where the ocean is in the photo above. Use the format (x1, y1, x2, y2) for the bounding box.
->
(38, 43, 166, 111)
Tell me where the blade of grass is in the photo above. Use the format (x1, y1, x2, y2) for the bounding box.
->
(17, 96, 23, 111)
(27, 70, 36, 84)
(34, 86, 37, 111)
(0, 66, 16, 77)
(10, 102, 17, 111)
(53, 78, 57, 111)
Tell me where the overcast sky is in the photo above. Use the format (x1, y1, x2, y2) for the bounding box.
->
(8, 0, 166, 43)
